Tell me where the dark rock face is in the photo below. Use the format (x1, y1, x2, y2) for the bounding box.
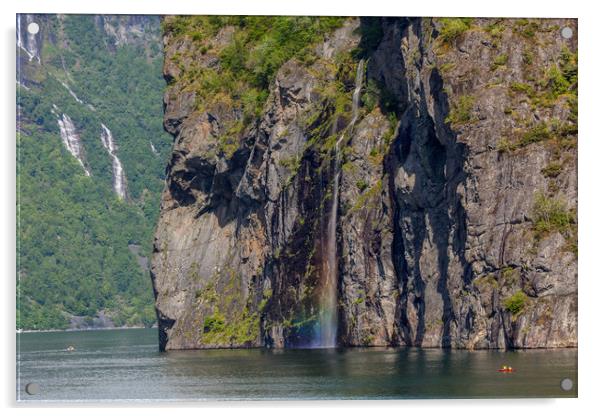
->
(152, 17, 577, 350)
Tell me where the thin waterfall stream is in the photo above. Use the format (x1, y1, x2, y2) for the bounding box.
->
(100, 124, 128, 200)
(315, 58, 365, 348)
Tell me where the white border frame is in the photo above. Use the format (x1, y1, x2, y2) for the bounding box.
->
(2, 1, 599, 414)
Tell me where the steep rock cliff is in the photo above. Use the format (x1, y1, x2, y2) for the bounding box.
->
(152, 17, 577, 350)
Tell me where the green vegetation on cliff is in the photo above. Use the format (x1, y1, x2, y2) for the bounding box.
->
(164, 16, 345, 146)
(437, 18, 473, 44)
(531, 192, 576, 248)
(503, 291, 529, 316)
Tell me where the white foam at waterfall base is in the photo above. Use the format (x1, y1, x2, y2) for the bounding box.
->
(315, 59, 365, 348)
(100, 124, 127, 200)
(56, 114, 90, 176)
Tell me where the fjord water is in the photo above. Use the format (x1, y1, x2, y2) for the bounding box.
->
(17, 328, 576, 401)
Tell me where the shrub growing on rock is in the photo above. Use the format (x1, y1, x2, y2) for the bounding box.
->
(504, 291, 529, 315)
(438, 18, 473, 44)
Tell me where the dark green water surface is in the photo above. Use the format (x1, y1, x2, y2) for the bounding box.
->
(17, 328, 577, 401)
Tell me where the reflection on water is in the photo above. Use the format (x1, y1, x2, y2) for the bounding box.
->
(17, 328, 577, 401)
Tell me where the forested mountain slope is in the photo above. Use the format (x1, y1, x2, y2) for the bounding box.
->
(17, 14, 171, 330)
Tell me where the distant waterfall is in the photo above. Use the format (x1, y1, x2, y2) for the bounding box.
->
(60, 81, 84, 104)
(150, 141, 159, 155)
(100, 124, 127, 200)
(17, 80, 30, 91)
(315, 59, 365, 348)
(55, 111, 91, 176)
(59, 80, 96, 111)
(17, 15, 40, 63)
(59, 79, 96, 111)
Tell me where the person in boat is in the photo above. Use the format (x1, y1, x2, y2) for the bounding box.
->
(66, 345, 75, 352)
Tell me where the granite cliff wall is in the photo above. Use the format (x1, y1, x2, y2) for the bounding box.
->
(152, 17, 577, 350)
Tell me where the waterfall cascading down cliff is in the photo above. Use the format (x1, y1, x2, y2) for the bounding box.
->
(100, 124, 127, 200)
(17, 15, 40, 63)
(55, 110, 91, 176)
(314, 59, 365, 348)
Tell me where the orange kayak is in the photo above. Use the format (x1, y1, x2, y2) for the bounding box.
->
(498, 369, 514, 373)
